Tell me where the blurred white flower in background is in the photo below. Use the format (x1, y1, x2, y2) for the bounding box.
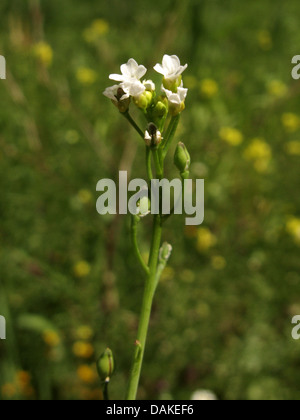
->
(191, 389, 218, 401)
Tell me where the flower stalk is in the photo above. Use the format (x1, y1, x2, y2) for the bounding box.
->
(103, 54, 189, 400)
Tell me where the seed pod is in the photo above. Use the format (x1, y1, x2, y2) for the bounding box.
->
(174, 142, 191, 173)
(97, 348, 114, 382)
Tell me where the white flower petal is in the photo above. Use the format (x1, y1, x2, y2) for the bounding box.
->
(153, 63, 166, 76)
(103, 85, 119, 101)
(122, 80, 145, 97)
(109, 73, 125, 82)
(143, 79, 155, 91)
(135, 65, 147, 80)
(155, 55, 188, 81)
(110, 58, 147, 83)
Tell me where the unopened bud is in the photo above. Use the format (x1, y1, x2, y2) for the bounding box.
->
(163, 76, 182, 93)
(136, 195, 151, 218)
(134, 90, 153, 110)
(144, 123, 163, 148)
(159, 242, 173, 263)
(152, 100, 168, 119)
(97, 348, 114, 382)
(174, 142, 191, 174)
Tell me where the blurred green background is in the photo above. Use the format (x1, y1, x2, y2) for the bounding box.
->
(1, 0, 300, 401)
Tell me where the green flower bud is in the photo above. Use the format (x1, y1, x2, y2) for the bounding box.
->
(159, 242, 173, 263)
(134, 91, 153, 110)
(152, 101, 168, 119)
(163, 76, 182, 93)
(97, 348, 114, 382)
(174, 142, 191, 174)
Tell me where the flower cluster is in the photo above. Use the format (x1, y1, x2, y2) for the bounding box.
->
(103, 55, 188, 128)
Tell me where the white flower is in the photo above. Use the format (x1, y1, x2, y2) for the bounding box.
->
(109, 58, 147, 83)
(162, 85, 188, 106)
(144, 125, 163, 147)
(154, 55, 188, 81)
(143, 79, 155, 91)
(103, 84, 129, 103)
(122, 79, 145, 98)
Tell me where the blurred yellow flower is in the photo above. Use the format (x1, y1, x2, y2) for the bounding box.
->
(77, 365, 98, 384)
(282, 113, 300, 133)
(180, 269, 196, 283)
(73, 261, 91, 278)
(285, 141, 300, 156)
(16, 371, 31, 387)
(43, 330, 60, 347)
(1, 383, 17, 398)
(16, 371, 34, 397)
(33, 42, 53, 67)
(219, 127, 243, 146)
(211, 255, 226, 270)
(76, 68, 98, 85)
(267, 80, 287, 97)
(83, 19, 109, 43)
(77, 189, 93, 205)
(200, 79, 219, 98)
(197, 228, 217, 252)
(72, 341, 94, 359)
(244, 138, 272, 173)
(257, 30, 272, 51)
(286, 217, 300, 244)
(75, 325, 94, 340)
(184, 75, 198, 89)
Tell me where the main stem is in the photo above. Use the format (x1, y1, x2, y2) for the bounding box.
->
(126, 214, 162, 400)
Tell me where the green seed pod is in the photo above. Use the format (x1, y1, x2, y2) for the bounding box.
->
(97, 348, 114, 382)
(174, 142, 191, 174)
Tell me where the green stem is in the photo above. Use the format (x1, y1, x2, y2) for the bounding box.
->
(161, 115, 180, 160)
(146, 147, 153, 181)
(123, 111, 145, 140)
(152, 149, 163, 179)
(131, 216, 150, 276)
(162, 171, 190, 223)
(103, 381, 109, 401)
(126, 215, 162, 400)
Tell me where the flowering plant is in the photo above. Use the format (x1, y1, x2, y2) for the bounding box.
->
(101, 54, 190, 400)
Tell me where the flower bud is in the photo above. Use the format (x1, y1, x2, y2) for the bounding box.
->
(163, 75, 182, 93)
(136, 195, 151, 218)
(174, 142, 191, 175)
(134, 90, 153, 110)
(97, 348, 114, 382)
(144, 123, 163, 148)
(152, 100, 168, 119)
(159, 242, 173, 263)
